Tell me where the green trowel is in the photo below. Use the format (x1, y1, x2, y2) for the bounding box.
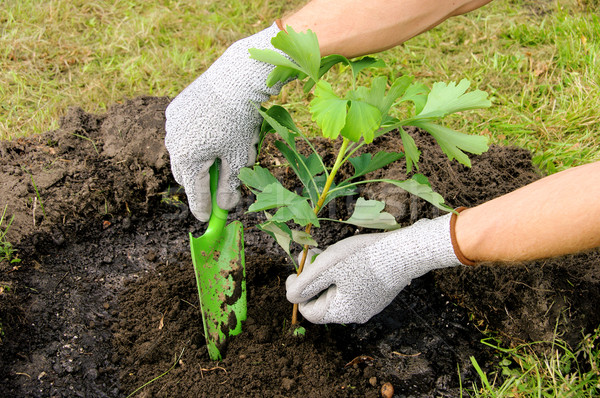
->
(189, 160, 246, 361)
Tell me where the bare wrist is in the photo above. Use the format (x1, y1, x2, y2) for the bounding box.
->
(451, 207, 477, 266)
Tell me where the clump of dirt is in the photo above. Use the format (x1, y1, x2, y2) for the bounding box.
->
(0, 96, 598, 397)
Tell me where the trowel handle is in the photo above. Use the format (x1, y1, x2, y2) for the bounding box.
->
(206, 160, 229, 237)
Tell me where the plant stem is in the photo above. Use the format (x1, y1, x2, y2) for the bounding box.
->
(292, 137, 350, 325)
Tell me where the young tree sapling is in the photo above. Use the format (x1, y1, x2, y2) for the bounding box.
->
(241, 27, 491, 324)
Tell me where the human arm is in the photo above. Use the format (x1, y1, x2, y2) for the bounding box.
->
(282, 0, 493, 57)
(287, 161, 600, 323)
(456, 161, 600, 262)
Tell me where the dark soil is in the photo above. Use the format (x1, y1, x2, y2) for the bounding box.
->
(1, 96, 598, 397)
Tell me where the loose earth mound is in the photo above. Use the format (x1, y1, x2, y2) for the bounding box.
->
(1, 97, 598, 397)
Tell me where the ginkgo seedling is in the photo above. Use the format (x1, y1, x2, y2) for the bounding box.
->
(241, 26, 491, 325)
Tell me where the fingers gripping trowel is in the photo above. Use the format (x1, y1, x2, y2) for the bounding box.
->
(189, 160, 246, 360)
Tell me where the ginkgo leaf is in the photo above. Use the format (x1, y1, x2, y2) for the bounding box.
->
(412, 121, 489, 167)
(249, 27, 320, 85)
(399, 128, 420, 173)
(417, 79, 492, 119)
(339, 100, 381, 143)
(348, 152, 404, 179)
(399, 82, 429, 115)
(291, 229, 317, 247)
(311, 81, 382, 143)
(262, 105, 301, 134)
(266, 66, 306, 87)
(345, 198, 399, 230)
(309, 81, 348, 140)
(248, 182, 319, 227)
(257, 107, 298, 148)
(270, 26, 321, 82)
(382, 175, 453, 212)
(258, 219, 294, 259)
(274, 141, 322, 204)
(351, 75, 413, 116)
(258, 218, 317, 269)
(248, 48, 301, 70)
(303, 55, 383, 92)
(238, 166, 279, 191)
(348, 56, 385, 78)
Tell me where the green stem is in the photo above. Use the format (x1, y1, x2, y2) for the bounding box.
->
(313, 137, 350, 215)
(292, 137, 350, 325)
(340, 140, 366, 167)
(341, 140, 361, 165)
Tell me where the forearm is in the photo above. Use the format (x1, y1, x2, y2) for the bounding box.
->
(281, 0, 492, 57)
(455, 161, 600, 263)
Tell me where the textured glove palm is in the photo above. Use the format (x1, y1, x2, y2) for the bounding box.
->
(165, 24, 284, 221)
(286, 213, 462, 324)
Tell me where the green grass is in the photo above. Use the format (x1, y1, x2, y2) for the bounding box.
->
(0, 0, 303, 139)
(0, 205, 20, 264)
(466, 328, 600, 397)
(2, 0, 598, 172)
(391, 0, 600, 173)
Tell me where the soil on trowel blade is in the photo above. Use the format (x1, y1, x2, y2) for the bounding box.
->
(0, 97, 598, 397)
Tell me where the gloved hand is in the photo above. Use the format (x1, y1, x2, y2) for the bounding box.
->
(165, 23, 286, 221)
(286, 213, 472, 324)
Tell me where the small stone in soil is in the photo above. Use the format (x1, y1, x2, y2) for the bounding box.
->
(381, 382, 394, 398)
(281, 377, 295, 391)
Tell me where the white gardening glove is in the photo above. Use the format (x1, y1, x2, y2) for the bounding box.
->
(286, 213, 471, 324)
(165, 23, 286, 221)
